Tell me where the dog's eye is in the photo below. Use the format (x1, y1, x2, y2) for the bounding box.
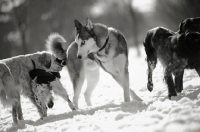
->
(81, 41, 85, 46)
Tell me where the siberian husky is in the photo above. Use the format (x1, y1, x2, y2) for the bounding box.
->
(49, 19, 142, 108)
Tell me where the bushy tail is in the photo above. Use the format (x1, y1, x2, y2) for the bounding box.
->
(46, 33, 69, 60)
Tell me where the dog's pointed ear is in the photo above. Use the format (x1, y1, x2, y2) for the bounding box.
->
(74, 20, 82, 31)
(86, 18, 93, 30)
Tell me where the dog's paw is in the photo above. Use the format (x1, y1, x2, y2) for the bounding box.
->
(147, 83, 153, 92)
(168, 92, 177, 100)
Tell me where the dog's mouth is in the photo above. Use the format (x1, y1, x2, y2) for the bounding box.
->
(55, 58, 66, 67)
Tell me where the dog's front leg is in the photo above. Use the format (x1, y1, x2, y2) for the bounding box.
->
(164, 70, 176, 99)
(164, 63, 182, 99)
(50, 79, 76, 110)
(84, 67, 100, 106)
(28, 94, 47, 119)
(147, 60, 157, 92)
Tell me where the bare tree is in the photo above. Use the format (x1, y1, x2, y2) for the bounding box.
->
(127, 0, 140, 56)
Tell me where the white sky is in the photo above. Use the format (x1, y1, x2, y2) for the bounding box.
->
(132, 0, 155, 12)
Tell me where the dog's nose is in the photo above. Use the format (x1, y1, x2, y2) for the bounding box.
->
(77, 55, 82, 59)
(61, 61, 66, 66)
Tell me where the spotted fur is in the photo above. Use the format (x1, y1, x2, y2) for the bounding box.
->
(144, 26, 200, 99)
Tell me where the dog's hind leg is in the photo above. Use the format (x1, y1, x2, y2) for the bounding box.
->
(147, 59, 157, 92)
(84, 67, 100, 106)
(174, 70, 184, 93)
(16, 92, 24, 121)
(164, 73, 176, 99)
(113, 67, 142, 102)
(12, 95, 24, 123)
(11, 91, 22, 124)
(143, 36, 157, 92)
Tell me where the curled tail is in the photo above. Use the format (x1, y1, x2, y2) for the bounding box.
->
(46, 33, 69, 60)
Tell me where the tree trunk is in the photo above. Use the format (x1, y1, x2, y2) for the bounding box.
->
(128, 0, 141, 56)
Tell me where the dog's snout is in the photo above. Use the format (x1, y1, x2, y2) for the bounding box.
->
(77, 55, 82, 59)
(61, 61, 66, 66)
(56, 58, 66, 66)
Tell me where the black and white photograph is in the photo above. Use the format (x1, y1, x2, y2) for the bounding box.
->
(0, 0, 200, 131)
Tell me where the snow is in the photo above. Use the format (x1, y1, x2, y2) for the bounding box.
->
(1, 47, 200, 132)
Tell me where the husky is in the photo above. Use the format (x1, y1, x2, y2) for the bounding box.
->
(48, 19, 142, 109)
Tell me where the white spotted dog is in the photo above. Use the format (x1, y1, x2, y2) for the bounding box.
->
(0, 51, 62, 124)
(0, 37, 75, 124)
(29, 68, 76, 119)
(143, 26, 200, 99)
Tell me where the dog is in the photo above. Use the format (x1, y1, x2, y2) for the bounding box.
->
(143, 26, 200, 99)
(178, 17, 200, 34)
(0, 36, 75, 124)
(29, 69, 76, 119)
(47, 19, 143, 109)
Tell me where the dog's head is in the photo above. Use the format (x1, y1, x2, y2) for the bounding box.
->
(38, 51, 66, 72)
(178, 17, 200, 33)
(74, 19, 101, 59)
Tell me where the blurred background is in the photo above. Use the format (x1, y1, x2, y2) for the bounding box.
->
(0, 0, 200, 59)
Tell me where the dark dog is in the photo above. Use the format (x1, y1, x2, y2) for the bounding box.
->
(143, 26, 200, 99)
(178, 17, 200, 33)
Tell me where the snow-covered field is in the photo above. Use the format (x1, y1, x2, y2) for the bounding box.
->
(1, 47, 200, 132)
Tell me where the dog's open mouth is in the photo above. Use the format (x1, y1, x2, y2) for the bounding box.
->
(55, 58, 66, 67)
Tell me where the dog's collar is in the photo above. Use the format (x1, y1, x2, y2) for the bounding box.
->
(97, 36, 109, 52)
(30, 57, 36, 70)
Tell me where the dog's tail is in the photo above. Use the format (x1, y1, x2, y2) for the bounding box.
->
(0, 63, 19, 107)
(46, 33, 69, 60)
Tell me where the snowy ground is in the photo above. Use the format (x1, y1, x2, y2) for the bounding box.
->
(1, 47, 200, 132)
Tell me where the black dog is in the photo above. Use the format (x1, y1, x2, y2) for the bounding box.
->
(143, 26, 200, 99)
(178, 17, 200, 33)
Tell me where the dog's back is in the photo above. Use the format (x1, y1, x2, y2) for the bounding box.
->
(144, 27, 175, 65)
